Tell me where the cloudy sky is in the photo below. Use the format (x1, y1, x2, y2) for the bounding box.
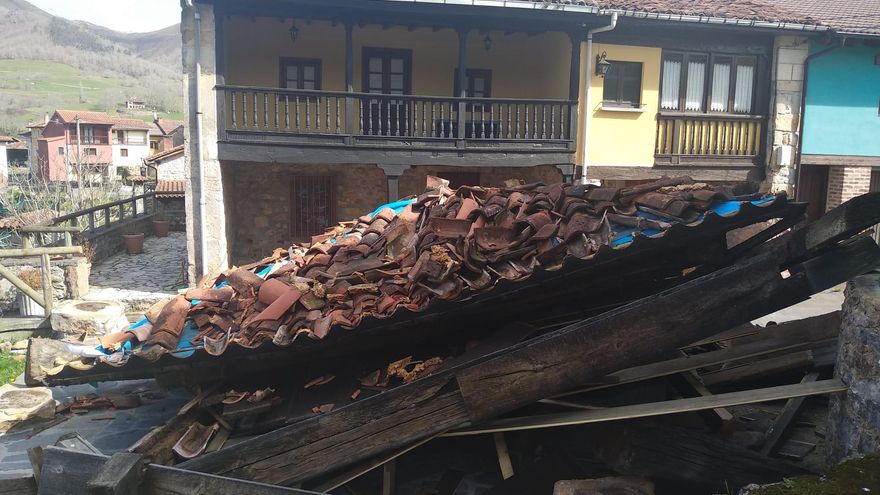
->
(27, 0, 180, 33)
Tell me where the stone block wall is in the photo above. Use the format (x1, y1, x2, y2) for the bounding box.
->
(0, 256, 90, 316)
(828, 274, 880, 463)
(224, 162, 387, 264)
(826, 166, 872, 211)
(764, 36, 809, 195)
(81, 215, 155, 263)
(158, 197, 186, 232)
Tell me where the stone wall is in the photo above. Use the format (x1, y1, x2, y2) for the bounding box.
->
(224, 162, 387, 264)
(81, 214, 155, 263)
(826, 166, 872, 212)
(0, 256, 90, 316)
(158, 197, 186, 232)
(764, 36, 809, 195)
(828, 274, 880, 463)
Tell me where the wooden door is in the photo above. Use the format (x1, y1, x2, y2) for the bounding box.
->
(362, 48, 412, 136)
(798, 165, 828, 223)
(290, 176, 336, 240)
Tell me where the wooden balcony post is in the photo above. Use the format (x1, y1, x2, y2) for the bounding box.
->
(345, 22, 354, 143)
(568, 30, 582, 141)
(456, 28, 469, 146)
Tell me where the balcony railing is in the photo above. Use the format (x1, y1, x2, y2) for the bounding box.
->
(218, 86, 576, 146)
(655, 113, 764, 166)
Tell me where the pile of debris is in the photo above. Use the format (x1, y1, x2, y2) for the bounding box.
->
(14, 180, 880, 495)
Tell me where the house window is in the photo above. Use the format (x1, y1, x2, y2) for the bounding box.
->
(453, 69, 492, 99)
(602, 61, 642, 107)
(290, 175, 336, 240)
(85, 148, 97, 156)
(661, 52, 757, 114)
(150, 141, 159, 151)
(114, 131, 124, 145)
(280, 58, 321, 90)
(57, 146, 64, 156)
(120, 148, 129, 157)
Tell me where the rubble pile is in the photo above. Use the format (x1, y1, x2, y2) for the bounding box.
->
(144, 176, 736, 355)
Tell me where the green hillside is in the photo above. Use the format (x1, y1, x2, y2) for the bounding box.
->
(0, 0, 183, 134)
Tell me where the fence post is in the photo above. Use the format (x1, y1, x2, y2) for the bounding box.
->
(40, 253, 52, 317)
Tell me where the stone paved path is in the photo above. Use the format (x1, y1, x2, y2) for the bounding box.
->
(86, 232, 187, 312)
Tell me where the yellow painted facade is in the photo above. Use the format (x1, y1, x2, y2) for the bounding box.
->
(575, 43, 662, 168)
(223, 18, 571, 100)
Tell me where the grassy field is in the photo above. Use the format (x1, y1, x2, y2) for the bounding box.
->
(0, 59, 181, 133)
(0, 351, 25, 384)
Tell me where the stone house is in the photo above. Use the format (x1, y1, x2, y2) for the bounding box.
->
(180, 0, 871, 278)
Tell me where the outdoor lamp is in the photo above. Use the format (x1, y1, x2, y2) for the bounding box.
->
(289, 22, 300, 44)
(483, 34, 492, 51)
(595, 51, 612, 77)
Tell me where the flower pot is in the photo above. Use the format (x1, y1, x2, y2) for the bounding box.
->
(153, 219, 170, 237)
(123, 233, 145, 254)
(17, 293, 43, 317)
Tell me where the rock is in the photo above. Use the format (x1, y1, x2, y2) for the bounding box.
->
(0, 384, 55, 432)
(553, 477, 655, 495)
(11, 340, 28, 350)
(49, 299, 129, 339)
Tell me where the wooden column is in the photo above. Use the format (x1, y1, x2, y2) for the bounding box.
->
(345, 21, 354, 143)
(456, 28, 468, 147)
(568, 30, 582, 142)
(378, 164, 410, 203)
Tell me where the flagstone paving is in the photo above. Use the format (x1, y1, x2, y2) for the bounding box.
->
(86, 232, 188, 312)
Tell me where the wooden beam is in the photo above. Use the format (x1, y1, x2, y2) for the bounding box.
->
(86, 452, 146, 495)
(761, 371, 821, 456)
(0, 246, 82, 257)
(36, 447, 319, 495)
(676, 371, 735, 429)
(40, 254, 52, 317)
(493, 433, 515, 480)
(0, 474, 36, 495)
(443, 379, 846, 437)
(700, 350, 815, 387)
(19, 225, 81, 233)
(0, 262, 45, 307)
(310, 436, 436, 492)
(381, 460, 396, 495)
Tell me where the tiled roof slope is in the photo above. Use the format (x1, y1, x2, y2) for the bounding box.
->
(155, 179, 185, 198)
(54, 110, 116, 125)
(110, 117, 153, 130)
(769, 0, 880, 36)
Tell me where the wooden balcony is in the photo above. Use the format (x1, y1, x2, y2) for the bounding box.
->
(654, 114, 764, 167)
(216, 86, 577, 167)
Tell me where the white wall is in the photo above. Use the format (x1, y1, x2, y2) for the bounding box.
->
(157, 154, 185, 181)
(0, 144, 8, 186)
(112, 130, 151, 172)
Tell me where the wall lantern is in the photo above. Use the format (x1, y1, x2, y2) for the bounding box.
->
(595, 51, 612, 77)
(289, 22, 300, 44)
(483, 34, 493, 51)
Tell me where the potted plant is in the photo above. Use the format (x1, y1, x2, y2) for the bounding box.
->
(152, 212, 170, 238)
(122, 225, 145, 255)
(17, 269, 44, 317)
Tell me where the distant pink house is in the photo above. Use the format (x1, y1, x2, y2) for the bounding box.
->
(37, 110, 115, 181)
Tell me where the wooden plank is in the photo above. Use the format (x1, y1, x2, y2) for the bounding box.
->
(554, 334, 832, 396)
(86, 452, 146, 495)
(37, 447, 319, 495)
(40, 254, 52, 317)
(19, 225, 81, 233)
(700, 350, 814, 387)
(443, 379, 846, 437)
(761, 371, 821, 456)
(310, 436, 436, 492)
(676, 371, 735, 428)
(381, 459, 396, 495)
(493, 433, 515, 480)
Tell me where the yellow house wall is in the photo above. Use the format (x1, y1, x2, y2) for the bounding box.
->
(223, 17, 570, 99)
(575, 43, 661, 168)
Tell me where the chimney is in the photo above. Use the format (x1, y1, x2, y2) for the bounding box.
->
(153, 111, 159, 123)
(44, 113, 49, 125)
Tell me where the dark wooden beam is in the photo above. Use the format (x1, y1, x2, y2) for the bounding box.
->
(86, 452, 146, 495)
(181, 237, 879, 486)
(761, 371, 821, 456)
(36, 447, 318, 495)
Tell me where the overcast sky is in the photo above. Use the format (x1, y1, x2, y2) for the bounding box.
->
(26, 0, 180, 33)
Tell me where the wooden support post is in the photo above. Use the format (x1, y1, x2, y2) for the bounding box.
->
(27, 446, 44, 486)
(0, 262, 45, 307)
(567, 30, 581, 141)
(456, 28, 468, 146)
(381, 459, 396, 495)
(39, 254, 52, 317)
(344, 21, 354, 142)
(493, 433, 515, 480)
(86, 452, 146, 495)
(761, 371, 820, 456)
